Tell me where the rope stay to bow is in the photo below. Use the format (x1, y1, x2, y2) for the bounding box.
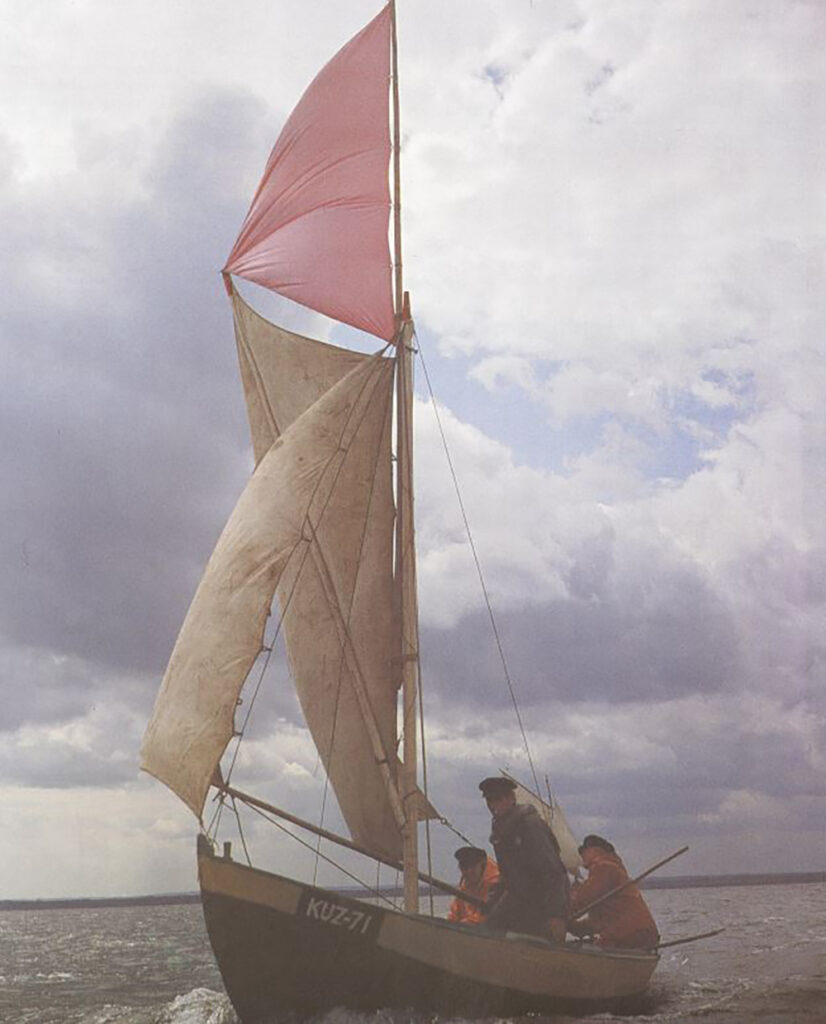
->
(416, 334, 542, 798)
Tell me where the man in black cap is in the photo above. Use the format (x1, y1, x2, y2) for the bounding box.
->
(568, 834, 658, 949)
(478, 776, 569, 942)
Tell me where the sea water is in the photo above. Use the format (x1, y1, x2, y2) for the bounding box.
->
(1, 883, 824, 1024)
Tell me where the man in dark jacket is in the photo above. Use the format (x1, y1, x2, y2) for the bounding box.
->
(479, 776, 569, 941)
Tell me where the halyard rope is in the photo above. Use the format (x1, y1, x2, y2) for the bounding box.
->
(245, 800, 398, 909)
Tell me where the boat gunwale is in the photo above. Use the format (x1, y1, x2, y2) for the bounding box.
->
(197, 837, 659, 965)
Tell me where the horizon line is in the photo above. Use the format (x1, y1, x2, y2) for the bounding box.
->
(2, 869, 825, 910)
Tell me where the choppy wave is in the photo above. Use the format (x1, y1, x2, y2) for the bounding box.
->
(2, 883, 824, 1024)
(14, 988, 238, 1024)
(9, 976, 826, 1024)
(152, 987, 237, 1024)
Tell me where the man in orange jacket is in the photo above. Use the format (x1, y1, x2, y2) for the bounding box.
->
(568, 835, 659, 950)
(447, 847, 500, 926)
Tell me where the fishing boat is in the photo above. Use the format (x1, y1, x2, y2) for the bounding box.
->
(141, 4, 659, 1019)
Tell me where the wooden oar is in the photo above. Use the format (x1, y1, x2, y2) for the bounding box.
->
(569, 844, 689, 921)
(658, 926, 725, 950)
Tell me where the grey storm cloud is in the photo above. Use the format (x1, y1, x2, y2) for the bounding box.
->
(421, 565, 740, 708)
(0, 91, 278, 700)
(557, 730, 826, 818)
(0, 647, 109, 732)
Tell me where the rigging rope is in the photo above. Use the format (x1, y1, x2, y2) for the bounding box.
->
(221, 350, 393, 798)
(229, 793, 252, 866)
(244, 801, 399, 909)
(416, 335, 542, 798)
(437, 816, 477, 848)
(206, 790, 252, 864)
(416, 620, 435, 916)
(207, 787, 225, 837)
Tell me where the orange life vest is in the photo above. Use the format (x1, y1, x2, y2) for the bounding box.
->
(447, 858, 500, 925)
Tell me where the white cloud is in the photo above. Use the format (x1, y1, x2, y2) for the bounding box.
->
(0, 783, 197, 898)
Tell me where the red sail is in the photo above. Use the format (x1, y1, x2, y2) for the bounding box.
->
(224, 6, 395, 341)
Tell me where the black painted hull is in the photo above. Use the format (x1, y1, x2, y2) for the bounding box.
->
(198, 841, 658, 1022)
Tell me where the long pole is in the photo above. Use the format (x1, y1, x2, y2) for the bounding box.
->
(219, 785, 480, 907)
(657, 927, 725, 950)
(390, 0, 419, 916)
(397, 318, 419, 917)
(570, 845, 689, 921)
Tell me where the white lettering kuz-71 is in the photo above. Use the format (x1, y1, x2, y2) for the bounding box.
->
(304, 896, 375, 935)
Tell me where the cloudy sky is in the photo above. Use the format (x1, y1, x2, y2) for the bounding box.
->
(1, 0, 823, 900)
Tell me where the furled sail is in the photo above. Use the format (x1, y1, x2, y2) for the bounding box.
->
(230, 286, 428, 860)
(141, 354, 394, 822)
(223, 5, 394, 341)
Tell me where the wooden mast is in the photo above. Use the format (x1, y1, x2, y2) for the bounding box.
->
(391, 0, 420, 915)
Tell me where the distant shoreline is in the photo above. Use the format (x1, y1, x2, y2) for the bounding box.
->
(2, 870, 824, 911)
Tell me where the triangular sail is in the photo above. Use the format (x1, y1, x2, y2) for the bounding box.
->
(223, 6, 395, 341)
(140, 355, 394, 820)
(230, 289, 433, 860)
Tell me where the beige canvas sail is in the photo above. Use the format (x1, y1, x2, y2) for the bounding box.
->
(232, 289, 369, 465)
(141, 355, 393, 821)
(230, 289, 432, 860)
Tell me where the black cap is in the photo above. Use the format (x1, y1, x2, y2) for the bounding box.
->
(479, 776, 517, 798)
(578, 834, 616, 855)
(454, 846, 487, 867)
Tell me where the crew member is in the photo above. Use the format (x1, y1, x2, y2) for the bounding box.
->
(568, 834, 659, 949)
(479, 776, 569, 942)
(447, 846, 500, 926)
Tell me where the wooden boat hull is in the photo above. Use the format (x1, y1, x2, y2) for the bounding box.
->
(198, 838, 658, 1022)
